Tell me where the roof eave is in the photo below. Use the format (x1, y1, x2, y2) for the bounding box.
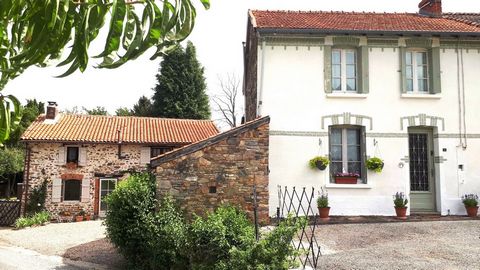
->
(256, 28, 480, 38)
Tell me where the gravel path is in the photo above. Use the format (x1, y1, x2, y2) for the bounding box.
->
(313, 220, 480, 270)
(0, 220, 125, 269)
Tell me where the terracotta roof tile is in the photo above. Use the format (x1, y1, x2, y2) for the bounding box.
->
(444, 13, 480, 27)
(21, 114, 219, 145)
(250, 10, 480, 34)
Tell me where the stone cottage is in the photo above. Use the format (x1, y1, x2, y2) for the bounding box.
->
(20, 102, 218, 218)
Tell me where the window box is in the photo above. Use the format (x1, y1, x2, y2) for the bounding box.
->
(334, 176, 358, 184)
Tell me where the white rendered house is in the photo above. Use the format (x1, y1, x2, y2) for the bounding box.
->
(243, 0, 480, 216)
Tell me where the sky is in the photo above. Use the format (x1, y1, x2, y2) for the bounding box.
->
(3, 0, 480, 118)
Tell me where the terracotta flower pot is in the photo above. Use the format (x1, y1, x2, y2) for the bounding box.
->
(335, 176, 357, 184)
(318, 207, 330, 221)
(395, 207, 408, 220)
(75, 215, 84, 222)
(465, 206, 478, 217)
(84, 215, 91, 221)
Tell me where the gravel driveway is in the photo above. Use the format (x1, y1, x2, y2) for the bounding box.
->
(314, 220, 480, 270)
(0, 220, 124, 269)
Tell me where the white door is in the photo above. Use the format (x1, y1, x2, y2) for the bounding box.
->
(99, 178, 117, 217)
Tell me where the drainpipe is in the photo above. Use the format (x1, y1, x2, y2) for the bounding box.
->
(22, 143, 32, 217)
(258, 38, 266, 117)
(455, 41, 467, 149)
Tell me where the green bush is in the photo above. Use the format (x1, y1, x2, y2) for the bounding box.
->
(26, 180, 47, 215)
(15, 211, 50, 229)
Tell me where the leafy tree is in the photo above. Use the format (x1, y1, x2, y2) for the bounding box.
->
(132, 96, 154, 117)
(152, 41, 211, 119)
(6, 99, 44, 147)
(0, 147, 24, 198)
(83, 106, 108, 115)
(0, 0, 210, 146)
(115, 107, 133, 116)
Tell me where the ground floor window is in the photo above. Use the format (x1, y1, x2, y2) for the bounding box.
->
(63, 179, 81, 201)
(329, 125, 366, 183)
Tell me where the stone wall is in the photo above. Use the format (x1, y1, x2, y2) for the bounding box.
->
(154, 117, 270, 224)
(23, 143, 148, 217)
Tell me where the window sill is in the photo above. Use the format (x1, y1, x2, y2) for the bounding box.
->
(401, 93, 442, 99)
(326, 93, 368, 99)
(325, 184, 372, 189)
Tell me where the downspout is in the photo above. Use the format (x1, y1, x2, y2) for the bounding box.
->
(258, 38, 266, 117)
(22, 143, 32, 217)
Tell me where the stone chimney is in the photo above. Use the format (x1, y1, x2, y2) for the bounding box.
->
(45, 101, 58, 120)
(419, 0, 442, 17)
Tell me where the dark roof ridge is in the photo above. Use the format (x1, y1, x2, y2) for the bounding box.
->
(150, 116, 270, 167)
(53, 113, 216, 123)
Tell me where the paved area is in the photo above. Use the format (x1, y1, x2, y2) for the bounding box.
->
(314, 220, 480, 270)
(0, 220, 124, 269)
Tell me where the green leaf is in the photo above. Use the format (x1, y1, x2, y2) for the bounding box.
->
(95, 0, 127, 58)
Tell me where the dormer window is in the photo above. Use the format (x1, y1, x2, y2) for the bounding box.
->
(67, 147, 79, 164)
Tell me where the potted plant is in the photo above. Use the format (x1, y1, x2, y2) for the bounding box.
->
(309, 156, 330, 171)
(317, 188, 330, 221)
(334, 172, 359, 184)
(462, 194, 479, 217)
(76, 210, 85, 222)
(84, 212, 91, 221)
(393, 192, 408, 220)
(366, 157, 384, 173)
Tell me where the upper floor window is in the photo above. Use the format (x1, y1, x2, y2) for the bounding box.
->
(67, 146, 79, 164)
(332, 49, 357, 92)
(151, 147, 174, 158)
(329, 125, 366, 184)
(406, 50, 429, 93)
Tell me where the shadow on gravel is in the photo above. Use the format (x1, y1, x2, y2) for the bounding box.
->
(63, 238, 126, 269)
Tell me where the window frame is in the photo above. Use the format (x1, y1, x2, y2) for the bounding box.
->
(405, 49, 429, 93)
(62, 179, 81, 202)
(66, 146, 79, 164)
(331, 48, 358, 93)
(150, 146, 174, 158)
(328, 125, 367, 184)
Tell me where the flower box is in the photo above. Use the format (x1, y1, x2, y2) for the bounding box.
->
(335, 176, 358, 184)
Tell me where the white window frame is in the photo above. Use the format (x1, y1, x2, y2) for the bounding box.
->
(99, 178, 118, 217)
(406, 49, 429, 93)
(331, 49, 357, 93)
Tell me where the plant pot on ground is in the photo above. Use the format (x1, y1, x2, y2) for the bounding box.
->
(393, 192, 408, 220)
(317, 188, 330, 221)
(84, 214, 91, 221)
(334, 172, 360, 184)
(75, 215, 84, 222)
(309, 156, 330, 171)
(462, 194, 479, 217)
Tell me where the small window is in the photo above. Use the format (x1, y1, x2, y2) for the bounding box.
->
(67, 147, 79, 163)
(209, 186, 217, 194)
(151, 147, 174, 158)
(332, 49, 357, 92)
(63, 179, 81, 201)
(329, 126, 366, 183)
(406, 50, 429, 93)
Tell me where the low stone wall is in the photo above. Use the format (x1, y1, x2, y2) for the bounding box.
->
(154, 117, 270, 224)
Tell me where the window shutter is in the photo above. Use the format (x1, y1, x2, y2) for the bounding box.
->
(399, 47, 407, 93)
(57, 147, 66, 165)
(360, 127, 367, 184)
(52, 178, 62, 202)
(323, 45, 332, 93)
(140, 147, 151, 164)
(358, 46, 369, 94)
(78, 147, 87, 166)
(428, 47, 441, 94)
(81, 179, 90, 202)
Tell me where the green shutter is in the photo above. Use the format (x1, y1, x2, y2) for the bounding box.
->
(358, 46, 369, 94)
(360, 127, 367, 184)
(428, 47, 441, 94)
(399, 47, 407, 93)
(324, 45, 332, 93)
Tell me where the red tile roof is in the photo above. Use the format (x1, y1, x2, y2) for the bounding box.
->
(250, 10, 480, 34)
(444, 13, 480, 27)
(21, 114, 219, 145)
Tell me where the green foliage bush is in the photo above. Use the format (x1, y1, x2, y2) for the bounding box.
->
(26, 180, 47, 215)
(366, 157, 384, 173)
(15, 211, 50, 229)
(105, 173, 303, 270)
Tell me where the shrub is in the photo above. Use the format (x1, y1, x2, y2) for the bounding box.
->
(15, 211, 50, 229)
(393, 192, 408, 208)
(26, 180, 47, 215)
(462, 194, 479, 207)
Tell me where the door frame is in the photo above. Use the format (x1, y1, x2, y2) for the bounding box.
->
(98, 178, 117, 217)
(408, 127, 437, 213)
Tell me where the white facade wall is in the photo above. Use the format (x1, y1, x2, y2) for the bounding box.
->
(258, 41, 480, 216)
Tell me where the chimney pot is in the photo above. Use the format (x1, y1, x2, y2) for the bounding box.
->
(46, 101, 58, 120)
(419, 0, 442, 17)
